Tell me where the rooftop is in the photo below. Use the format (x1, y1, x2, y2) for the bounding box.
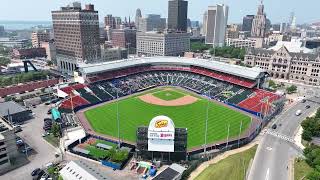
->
(60, 160, 112, 180)
(0, 101, 28, 117)
(153, 164, 186, 180)
(78, 56, 265, 80)
(268, 39, 313, 53)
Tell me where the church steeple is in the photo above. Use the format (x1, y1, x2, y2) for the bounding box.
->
(257, 0, 264, 15)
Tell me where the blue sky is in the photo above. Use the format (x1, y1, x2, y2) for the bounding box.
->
(0, 0, 318, 24)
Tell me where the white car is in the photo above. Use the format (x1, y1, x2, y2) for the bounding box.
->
(295, 110, 302, 116)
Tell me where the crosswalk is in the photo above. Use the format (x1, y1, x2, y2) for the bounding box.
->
(264, 129, 295, 143)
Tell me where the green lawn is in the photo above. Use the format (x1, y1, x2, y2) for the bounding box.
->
(195, 145, 257, 180)
(85, 145, 109, 159)
(84, 88, 251, 149)
(294, 158, 313, 180)
(43, 134, 60, 147)
(152, 89, 186, 100)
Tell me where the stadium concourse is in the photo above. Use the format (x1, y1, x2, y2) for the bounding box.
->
(56, 56, 284, 154)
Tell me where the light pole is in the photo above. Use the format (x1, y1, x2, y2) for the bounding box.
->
(204, 91, 209, 157)
(238, 120, 243, 148)
(226, 124, 230, 149)
(116, 86, 120, 148)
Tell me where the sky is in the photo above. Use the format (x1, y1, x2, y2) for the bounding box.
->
(0, 0, 319, 24)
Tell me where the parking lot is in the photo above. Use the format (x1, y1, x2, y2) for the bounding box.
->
(0, 104, 59, 180)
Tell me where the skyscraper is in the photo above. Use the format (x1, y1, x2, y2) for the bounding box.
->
(289, 12, 296, 30)
(167, 0, 188, 32)
(135, 8, 142, 30)
(251, 1, 267, 37)
(204, 4, 229, 47)
(31, 30, 50, 48)
(242, 15, 255, 32)
(137, 14, 166, 32)
(105, 14, 116, 29)
(52, 2, 101, 74)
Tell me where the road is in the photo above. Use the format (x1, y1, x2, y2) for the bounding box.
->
(0, 104, 58, 180)
(248, 99, 319, 180)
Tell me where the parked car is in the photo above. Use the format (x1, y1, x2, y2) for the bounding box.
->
(272, 124, 277, 129)
(301, 99, 306, 103)
(22, 146, 32, 153)
(51, 99, 59, 103)
(31, 168, 41, 176)
(44, 101, 51, 105)
(39, 173, 49, 180)
(295, 110, 302, 116)
(43, 125, 52, 131)
(44, 118, 52, 122)
(13, 125, 22, 133)
(306, 105, 311, 109)
(16, 139, 24, 146)
(42, 132, 50, 137)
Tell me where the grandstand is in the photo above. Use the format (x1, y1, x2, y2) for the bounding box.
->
(58, 57, 282, 118)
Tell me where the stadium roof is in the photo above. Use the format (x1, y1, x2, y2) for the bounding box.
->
(78, 56, 265, 80)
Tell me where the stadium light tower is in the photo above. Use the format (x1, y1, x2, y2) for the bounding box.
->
(116, 85, 121, 148)
(226, 123, 230, 149)
(204, 91, 210, 157)
(238, 120, 243, 148)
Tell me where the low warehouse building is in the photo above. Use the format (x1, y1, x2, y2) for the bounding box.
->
(0, 101, 32, 123)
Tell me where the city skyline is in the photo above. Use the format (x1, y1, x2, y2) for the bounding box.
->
(0, 0, 319, 24)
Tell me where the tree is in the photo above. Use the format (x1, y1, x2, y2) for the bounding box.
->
(307, 170, 320, 180)
(209, 46, 246, 60)
(190, 42, 211, 53)
(51, 122, 61, 137)
(268, 80, 276, 88)
(47, 61, 53, 66)
(286, 85, 297, 94)
(315, 108, 320, 119)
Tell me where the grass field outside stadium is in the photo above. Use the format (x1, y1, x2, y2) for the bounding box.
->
(84, 87, 252, 150)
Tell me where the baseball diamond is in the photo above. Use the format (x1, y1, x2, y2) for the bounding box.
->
(83, 87, 252, 150)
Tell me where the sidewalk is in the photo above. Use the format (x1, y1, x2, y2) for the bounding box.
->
(188, 141, 258, 180)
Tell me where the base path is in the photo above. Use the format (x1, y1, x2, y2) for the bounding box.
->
(139, 94, 198, 106)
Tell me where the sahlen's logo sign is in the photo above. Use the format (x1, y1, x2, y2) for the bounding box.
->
(155, 120, 168, 128)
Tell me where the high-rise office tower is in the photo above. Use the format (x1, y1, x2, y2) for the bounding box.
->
(135, 9, 142, 30)
(242, 15, 255, 32)
(52, 2, 101, 74)
(137, 14, 166, 32)
(0, 26, 5, 37)
(31, 30, 50, 47)
(167, 0, 188, 32)
(251, 1, 267, 37)
(204, 4, 229, 47)
(105, 14, 116, 29)
(289, 12, 296, 30)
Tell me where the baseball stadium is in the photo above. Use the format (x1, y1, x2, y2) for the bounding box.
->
(57, 56, 284, 157)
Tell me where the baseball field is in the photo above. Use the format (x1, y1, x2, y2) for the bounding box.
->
(84, 87, 252, 149)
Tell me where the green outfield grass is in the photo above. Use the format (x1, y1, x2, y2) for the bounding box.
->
(84, 88, 252, 149)
(152, 89, 186, 100)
